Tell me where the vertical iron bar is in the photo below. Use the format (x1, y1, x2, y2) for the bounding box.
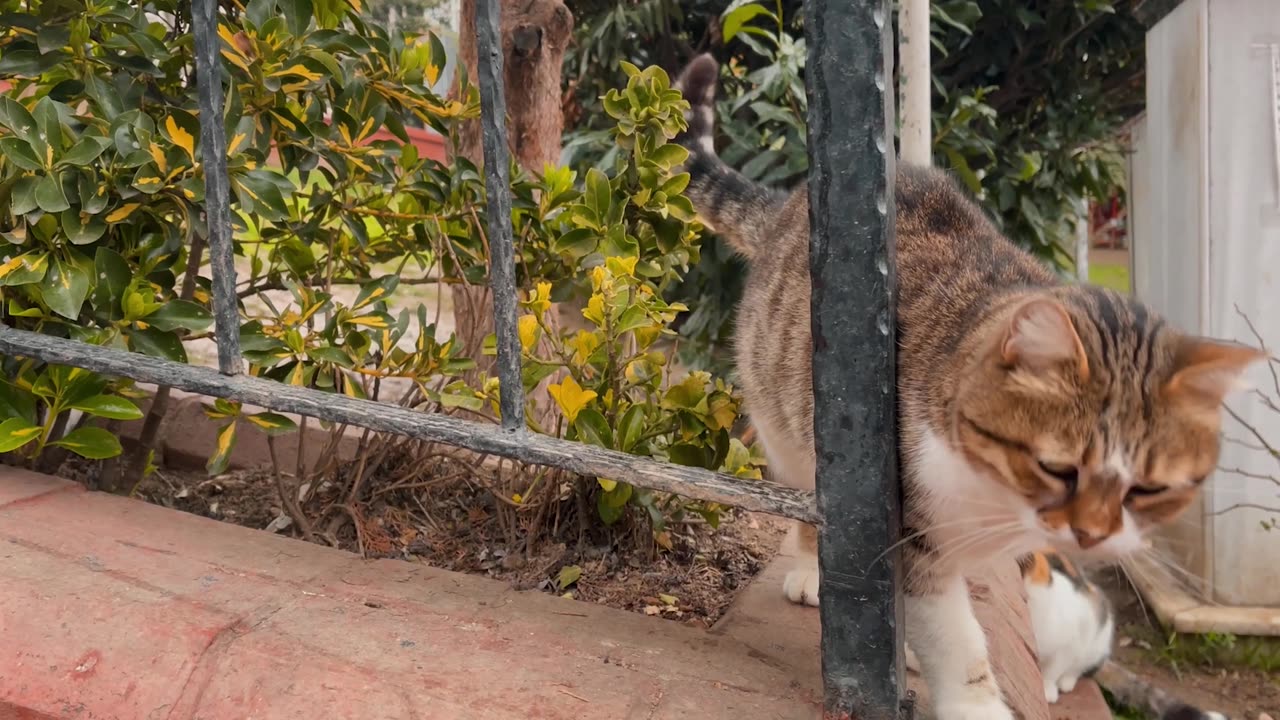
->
(803, 0, 906, 718)
(473, 0, 526, 432)
(190, 0, 242, 375)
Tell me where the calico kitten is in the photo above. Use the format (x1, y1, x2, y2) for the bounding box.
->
(1020, 550, 1115, 703)
(672, 54, 1265, 720)
(1021, 551, 1229, 719)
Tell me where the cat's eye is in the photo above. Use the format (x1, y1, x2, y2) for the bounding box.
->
(1036, 460, 1078, 488)
(1125, 485, 1167, 501)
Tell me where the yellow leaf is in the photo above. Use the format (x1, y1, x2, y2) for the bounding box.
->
(517, 314, 539, 352)
(215, 422, 235, 457)
(148, 143, 167, 174)
(271, 111, 297, 132)
(0, 255, 23, 279)
(597, 478, 617, 492)
(582, 294, 606, 327)
(605, 255, 638, 278)
(133, 176, 162, 191)
(348, 314, 388, 328)
(590, 266, 609, 293)
(526, 281, 552, 316)
(268, 64, 323, 81)
(220, 47, 252, 73)
(11, 425, 41, 440)
(354, 286, 386, 309)
(567, 330, 600, 366)
(166, 116, 195, 160)
(227, 133, 248, 155)
(547, 375, 597, 424)
(512, 493, 523, 504)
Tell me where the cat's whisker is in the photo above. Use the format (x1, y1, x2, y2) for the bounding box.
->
(1116, 558, 1156, 625)
(866, 514, 1023, 570)
(911, 523, 1024, 581)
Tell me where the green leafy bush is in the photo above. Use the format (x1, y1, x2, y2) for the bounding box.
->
(0, 0, 756, 548)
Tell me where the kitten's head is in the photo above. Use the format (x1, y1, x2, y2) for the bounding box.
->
(954, 286, 1265, 559)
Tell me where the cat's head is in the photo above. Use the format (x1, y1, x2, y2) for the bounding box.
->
(953, 286, 1266, 559)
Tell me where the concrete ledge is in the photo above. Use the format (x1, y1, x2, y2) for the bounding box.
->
(0, 465, 1111, 719)
(2, 466, 827, 719)
(1129, 555, 1280, 636)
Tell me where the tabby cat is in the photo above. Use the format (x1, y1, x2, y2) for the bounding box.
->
(672, 54, 1265, 720)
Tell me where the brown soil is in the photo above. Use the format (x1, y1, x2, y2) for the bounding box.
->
(59, 455, 787, 630)
(1094, 568, 1278, 719)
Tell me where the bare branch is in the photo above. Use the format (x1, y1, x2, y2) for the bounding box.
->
(1234, 303, 1280, 400)
(1216, 466, 1280, 488)
(1224, 405, 1280, 470)
(1208, 502, 1280, 517)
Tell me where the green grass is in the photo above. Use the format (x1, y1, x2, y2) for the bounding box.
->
(1088, 262, 1130, 292)
(1147, 630, 1280, 676)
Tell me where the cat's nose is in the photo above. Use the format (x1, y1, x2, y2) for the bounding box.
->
(1072, 527, 1107, 549)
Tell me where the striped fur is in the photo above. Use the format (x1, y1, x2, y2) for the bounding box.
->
(672, 54, 784, 259)
(673, 54, 1265, 720)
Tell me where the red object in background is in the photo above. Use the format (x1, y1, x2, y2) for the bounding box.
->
(368, 125, 448, 163)
(1090, 193, 1127, 250)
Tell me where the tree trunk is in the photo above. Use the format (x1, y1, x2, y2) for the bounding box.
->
(450, 0, 573, 382)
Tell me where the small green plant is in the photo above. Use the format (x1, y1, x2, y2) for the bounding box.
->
(1149, 630, 1280, 677)
(495, 63, 763, 540)
(0, 362, 142, 461)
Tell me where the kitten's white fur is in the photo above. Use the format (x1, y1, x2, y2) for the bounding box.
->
(1024, 564, 1115, 703)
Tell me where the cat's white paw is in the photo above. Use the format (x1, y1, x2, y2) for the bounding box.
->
(782, 566, 820, 607)
(1043, 679, 1061, 704)
(934, 695, 1015, 720)
(1056, 675, 1078, 694)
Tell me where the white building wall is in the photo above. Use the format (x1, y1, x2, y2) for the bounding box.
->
(1137, 0, 1280, 607)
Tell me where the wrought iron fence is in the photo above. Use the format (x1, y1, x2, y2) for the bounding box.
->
(0, 0, 906, 716)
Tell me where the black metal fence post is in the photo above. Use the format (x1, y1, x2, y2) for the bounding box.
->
(190, 0, 243, 376)
(803, 0, 907, 717)
(473, 0, 526, 433)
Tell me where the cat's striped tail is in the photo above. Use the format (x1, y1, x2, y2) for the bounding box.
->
(672, 54, 784, 260)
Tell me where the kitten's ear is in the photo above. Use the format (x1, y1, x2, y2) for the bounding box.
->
(1164, 336, 1267, 405)
(1001, 298, 1089, 378)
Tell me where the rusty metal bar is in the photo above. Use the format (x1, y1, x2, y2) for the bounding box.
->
(803, 0, 908, 717)
(190, 0, 242, 375)
(0, 327, 819, 523)
(473, 0, 526, 432)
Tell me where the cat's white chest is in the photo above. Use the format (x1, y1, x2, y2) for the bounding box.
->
(911, 429, 1040, 571)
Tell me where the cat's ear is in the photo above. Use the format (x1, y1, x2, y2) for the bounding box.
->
(1164, 336, 1266, 405)
(1000, 298, 1089, 378)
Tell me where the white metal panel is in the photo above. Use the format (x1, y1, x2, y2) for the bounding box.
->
(1139, 0, 1214, 587)
(1204, 0, 1280, 606)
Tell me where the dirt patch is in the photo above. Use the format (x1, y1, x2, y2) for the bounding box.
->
(59, 455, 787, 629)
(1094, 568, 1279, 719)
